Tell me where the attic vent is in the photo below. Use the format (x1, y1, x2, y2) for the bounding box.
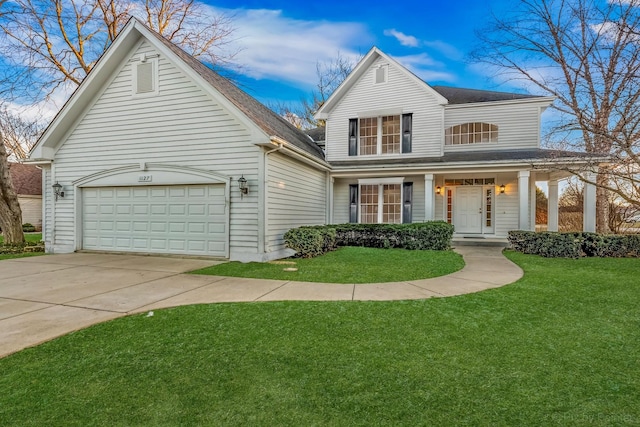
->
(375, 65, 388, 84)
(137, 62, 154, 93)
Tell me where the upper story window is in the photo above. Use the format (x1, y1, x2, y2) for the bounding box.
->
(349, 113, 412, 156)
(445, 122, 498, 145)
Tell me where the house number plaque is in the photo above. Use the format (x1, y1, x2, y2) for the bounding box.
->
(138, 175, 153, 182)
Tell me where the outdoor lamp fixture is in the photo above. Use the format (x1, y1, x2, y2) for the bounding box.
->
(52, 182, 64, 201)
(238, 175, 248, 198)
(499, 184, 506, 194)
(436, 186, 442, 195)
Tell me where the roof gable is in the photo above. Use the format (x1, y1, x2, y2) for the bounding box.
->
(30, 18, 324, 162)
(315, 47, 448, 119)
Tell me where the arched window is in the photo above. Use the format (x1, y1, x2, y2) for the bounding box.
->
(445, 122, 498, 145)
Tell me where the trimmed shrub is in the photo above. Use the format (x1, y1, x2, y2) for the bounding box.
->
(334, 222, 453, 251)
(23, 223, 36, 232)
(508, 230, 640, 258)
(285, 222, 454, 257)
(283, 226, 336, 258)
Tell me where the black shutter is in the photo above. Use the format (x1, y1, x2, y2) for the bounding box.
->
(403, 182, 413, 223)
(402, 113, 412, 153)
(349, 184, 358, 223)
(348, 118, 358, 156)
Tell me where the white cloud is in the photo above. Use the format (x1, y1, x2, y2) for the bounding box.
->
(383, 29, 419, 47)
(393, 53, 457, 83)
(214, 8, 371, 85)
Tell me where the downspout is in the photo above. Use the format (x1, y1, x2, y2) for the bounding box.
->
(262, 142, 284, 254)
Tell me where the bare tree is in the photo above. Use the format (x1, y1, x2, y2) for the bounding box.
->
(0, 108, 43, 160)
(0, 129, 24, 244)
(275, 52, 357, 129)
(0, 0, 237, 103)
(473, 0, 640, 232)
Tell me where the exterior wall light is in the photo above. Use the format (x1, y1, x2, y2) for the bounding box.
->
(436, 186, 442, 195)
(238, 175, 249, 198)
(52, 182, 64, 201)
(499, 184, 506, 194)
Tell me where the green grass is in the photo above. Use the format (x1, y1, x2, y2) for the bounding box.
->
(1, 252, 639, 426)
(0, 233, 42, 244)
(191, 246, 465, 283)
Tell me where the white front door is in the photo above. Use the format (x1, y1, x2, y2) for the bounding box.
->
(454, 186, 483, 233)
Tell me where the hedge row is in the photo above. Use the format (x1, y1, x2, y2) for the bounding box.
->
(284, 222, 454, 258)
(508, 230, 640, 258)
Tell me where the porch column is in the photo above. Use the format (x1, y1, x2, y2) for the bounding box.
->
(529, 171, 537, 231)
(583, 172, 597, 232)
(518, 171, 530, 230)
(327, 176, 334, 224)
(548, 179, 559, 232)
(424, 174, 435, 220)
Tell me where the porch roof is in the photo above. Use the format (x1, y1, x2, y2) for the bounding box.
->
(329, 149, 605, 169)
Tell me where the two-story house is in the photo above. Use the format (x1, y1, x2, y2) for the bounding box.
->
(27, 20, 598, 262)
(315, 48, 597, 239)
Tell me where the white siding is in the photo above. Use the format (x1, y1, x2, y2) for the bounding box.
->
(326, 57, 444, 162)
(51, 40, 261, 255)
(444, 102, 545, 152)
(267, 152, 326, 251)
(494, 173, 521, 236)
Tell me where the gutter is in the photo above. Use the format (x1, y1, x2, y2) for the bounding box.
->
(267, 136, 331, 171)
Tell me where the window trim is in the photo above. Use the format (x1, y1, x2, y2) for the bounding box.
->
(444, 122, 498, 145)
(357, 177, 405, 224)
(352, 114, 412, 156)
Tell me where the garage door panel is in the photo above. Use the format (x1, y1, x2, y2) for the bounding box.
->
(83, 184, 227, 256)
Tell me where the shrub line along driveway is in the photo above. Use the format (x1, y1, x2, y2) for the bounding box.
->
(0, 246, 521, 358)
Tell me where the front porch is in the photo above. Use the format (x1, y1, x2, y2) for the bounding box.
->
(330, 169, 598, 235)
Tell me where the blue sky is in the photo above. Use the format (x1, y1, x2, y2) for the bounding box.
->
(207, 0, 518, 106)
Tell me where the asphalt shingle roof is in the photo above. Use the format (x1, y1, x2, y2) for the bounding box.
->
(9, 163, 42, 195)
(431, 86, 543, 104)
(330, 149, 597, 168)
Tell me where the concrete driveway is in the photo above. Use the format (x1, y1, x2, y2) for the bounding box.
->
(0, 253, 224, 358)
(0, 247, 523, 358)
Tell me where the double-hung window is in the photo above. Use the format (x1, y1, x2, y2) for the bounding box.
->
(349, 179, 413, 224)
(348, 113, 412, 156)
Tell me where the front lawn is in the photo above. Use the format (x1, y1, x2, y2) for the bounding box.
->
(191, 246, 464, 283)
(0, 233, 42, 244)
(0, 233, 44, 260)
(0, 252, 639, 425)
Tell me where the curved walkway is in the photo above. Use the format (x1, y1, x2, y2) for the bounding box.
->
(0, 246, 522, 357)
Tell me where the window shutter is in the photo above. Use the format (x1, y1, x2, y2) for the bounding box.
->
(137, 62, 154, 93)
(349, 184, 358, 223)
(403, 182, 413, 223)
(348, 118, 358, 156)
(402, 113, 412, 153)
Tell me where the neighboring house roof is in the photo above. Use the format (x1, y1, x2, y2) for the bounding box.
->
(431, 86, 543, 104)
(29, 18, 324, 162)
(9, 163, 42, 195)
(330, 149, 600, 168)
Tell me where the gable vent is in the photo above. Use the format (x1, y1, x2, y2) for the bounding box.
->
(137, 62, 154, 93)
(375, 65, 388, 84)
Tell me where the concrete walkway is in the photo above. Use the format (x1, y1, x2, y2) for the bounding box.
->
(0, 246, 522, 358)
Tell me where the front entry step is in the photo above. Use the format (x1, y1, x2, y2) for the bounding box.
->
(452, 237, 509, 247)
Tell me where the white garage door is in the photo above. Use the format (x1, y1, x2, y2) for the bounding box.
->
(83, 185, 227, 257)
